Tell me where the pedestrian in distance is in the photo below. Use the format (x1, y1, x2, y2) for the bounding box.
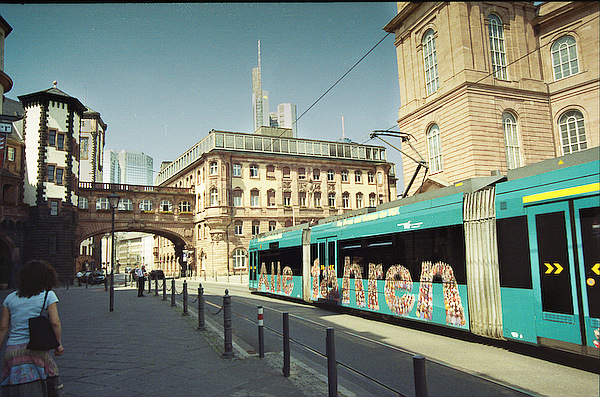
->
(136, 266, 146, 297)
(0, 260, 64, 396)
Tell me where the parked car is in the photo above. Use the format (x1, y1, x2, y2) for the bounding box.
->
(148, 270, 165, 280)
(82, 271, 106, 285)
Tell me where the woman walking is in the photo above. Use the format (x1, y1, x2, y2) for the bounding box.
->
(0, 260, 64, 396)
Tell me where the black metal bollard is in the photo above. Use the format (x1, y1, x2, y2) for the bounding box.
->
(283, 312, 290, 377)
(171, 278, 176, 307)
(154, 279, 159, 296)
(104, 277, 108, 291)
(258, 306, 264, 358)
(162, 278, 167, 301)
(414, 355, 428, 397)
(109, 272, 114, 312)
(222, 289, 234, 358)
(326, 327, 337, 397)
(148, 277, 151, 294)
(198, 285, 205, 330)
(182, 280, 189, 316)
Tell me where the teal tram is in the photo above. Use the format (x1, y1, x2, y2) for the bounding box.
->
(248, 148, 599, 357)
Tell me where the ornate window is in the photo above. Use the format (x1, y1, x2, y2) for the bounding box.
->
(269, 221, 277, 231)
(327, 170, 335, 181)
(488, 14, 507, 80)
(179, 201, 192, 213)
(283, 167, 291, 179)
(234, 221, 243, 236)
(328, 193, 336, 207)
(426, 124, 443, 173)
(266, 165, 275, 179)
(250, 189, 260, 207)
(283, 191, 291, 206)
(355, 170, 362, 183)
(298, 168, 306, 180)
(96, 198, 110, 211)
(250, 164, 259, 178)
(356, 192, 363, 208)
(502, 112, 521, 170)
(209, 161, 218, 175)
(367, 172, 374, 184)
(341, 170, 348, 182)
(232, 163, 242, 177)
(233, 190, 243, 207)
(422, 29, 439, 95)
(232, 248, 246, 269)
(314, 192, 321, 207)
(267, 189, 276, 206)
(313, 169, 320, 180)
(559, 110, 587, 155)
(78, 197, 89, 210)
(369, 193, 376, 207)
(299, 192, 307, 207)
(159, 200, 173, 213)
(119, 198, 133, 211)
(139, 199, 153, 212)
(252, 221, 260, 235)
(552, 36, 579, 80)
(209, 188, 218, 206)
(342, 192, 350, 209)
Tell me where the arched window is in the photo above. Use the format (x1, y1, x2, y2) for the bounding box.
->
(139, 199, 153, 212)
(267, 189, 276, 206)
(233, 189, 243, 207)
(269, 221, 277, 231)
(427, 124, 443, 173)
(209, 188, 218, 206)
(559, 110, 587, 155)
(488, 14, 507, 80)
(422, 29, 439, 95)
(252, 221, 260, 235)
(369, 193, 376, 207)
(314, 192, 321, 207)
(250, 189, 260, 207)
(342, 192, 350, 209)
(503, 112, 521, 170)
(96, 198, 110, 211)
(551, 36, 579, 80)
(179, 201, 192, 213)
(119, 198, 133, 211)
(328, 192, 336, 208)
(232, 248, 246, 269)
(159, 200, 173, 213)
(284, 220, 293, 228)
(209, 161, 218, 175)
(356, 192, 363, 208)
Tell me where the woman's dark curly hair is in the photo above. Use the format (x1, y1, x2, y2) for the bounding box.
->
(17, 260, 59, 298)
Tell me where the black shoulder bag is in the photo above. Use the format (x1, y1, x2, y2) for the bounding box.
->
(27, 290, 60, 351)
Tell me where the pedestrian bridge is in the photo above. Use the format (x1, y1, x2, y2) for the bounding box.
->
(76, 182, 196, 259)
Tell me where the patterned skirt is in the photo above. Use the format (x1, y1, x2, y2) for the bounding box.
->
(1, 343, 59, 391)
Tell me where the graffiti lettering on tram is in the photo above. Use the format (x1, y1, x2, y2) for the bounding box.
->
(384, 265, 415, 316)
(416, 261, 466, 326)
(257, 261, 294, 296)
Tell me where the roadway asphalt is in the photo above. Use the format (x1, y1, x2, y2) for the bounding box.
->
(0, 278, 320, 397)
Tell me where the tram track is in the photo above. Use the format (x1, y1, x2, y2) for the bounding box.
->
(172, 281, 535, 396)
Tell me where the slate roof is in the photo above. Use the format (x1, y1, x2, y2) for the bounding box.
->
(18, 86, 86, 114)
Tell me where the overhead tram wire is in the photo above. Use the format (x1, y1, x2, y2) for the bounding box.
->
(261, 32, 392, 151)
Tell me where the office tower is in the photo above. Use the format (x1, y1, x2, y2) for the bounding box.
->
(104, 149, 153, 186)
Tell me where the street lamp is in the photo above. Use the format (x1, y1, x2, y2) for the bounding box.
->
(108, 192, 121, 312)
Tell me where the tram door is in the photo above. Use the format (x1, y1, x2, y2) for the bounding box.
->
(527, 197, 599, 351)
(249, 250, 258, 289)
(315, 237, 338, 302)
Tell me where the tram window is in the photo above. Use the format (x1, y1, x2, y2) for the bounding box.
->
(497, 216, 533, 289)
(311, 243, 318, 265)
(280, 246, 302, 274)
(337, 225, 466, 283)
(580, 207, 600, 318)
(535, 212, 573, 315)
(328, 241, 335, 271)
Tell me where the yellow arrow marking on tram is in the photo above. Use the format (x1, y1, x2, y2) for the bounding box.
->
(544, 263, 563, 275)
(554, 263, 563, 274)
(592, 263, 600, 276)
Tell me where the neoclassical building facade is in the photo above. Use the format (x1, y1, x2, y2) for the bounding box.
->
(155, 128, 397, 277)
(384, 1, 599, 195)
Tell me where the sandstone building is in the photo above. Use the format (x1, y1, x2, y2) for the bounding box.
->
(155, 128, 397, 277)
(384, 1, 599, 195)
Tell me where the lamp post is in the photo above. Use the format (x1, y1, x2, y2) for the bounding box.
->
(108, 192, 121, 312)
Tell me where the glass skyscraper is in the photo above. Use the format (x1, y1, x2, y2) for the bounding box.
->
(103, 149, 153, 186)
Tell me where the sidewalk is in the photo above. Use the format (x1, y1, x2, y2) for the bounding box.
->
(31, 283, 313, 397)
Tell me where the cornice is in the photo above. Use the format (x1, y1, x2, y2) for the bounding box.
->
(0, 71, 13, 93)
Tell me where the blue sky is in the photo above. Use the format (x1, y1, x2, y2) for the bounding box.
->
(2, 3, 403, 187)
